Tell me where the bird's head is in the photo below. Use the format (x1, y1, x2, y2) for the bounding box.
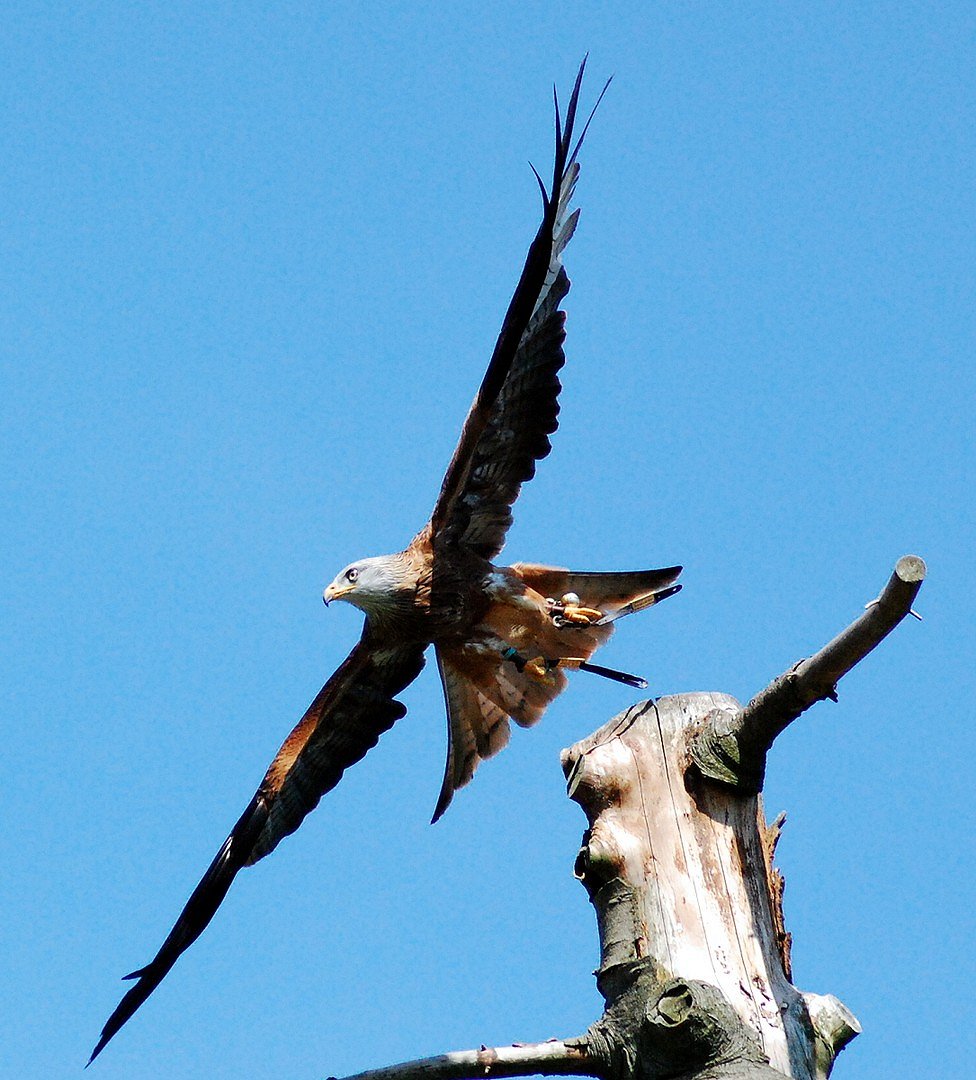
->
(323, 555, 403, 616)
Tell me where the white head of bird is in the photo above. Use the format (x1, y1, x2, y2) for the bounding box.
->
(322, 555, 403, 615)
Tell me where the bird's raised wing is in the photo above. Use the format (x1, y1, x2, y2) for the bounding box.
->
(90, 635, 425, 1064)
(428, 62, 608, 559)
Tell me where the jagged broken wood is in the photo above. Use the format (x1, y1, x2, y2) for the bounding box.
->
(334, 556, 924, 1080)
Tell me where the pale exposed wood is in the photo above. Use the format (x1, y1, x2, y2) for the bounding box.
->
(758, 805, 792, 979)
(333, 1037, 599, 1080)
(562, 694, 830, 1079)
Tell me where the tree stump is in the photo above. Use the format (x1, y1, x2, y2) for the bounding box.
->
(563, 694, 857, 1079)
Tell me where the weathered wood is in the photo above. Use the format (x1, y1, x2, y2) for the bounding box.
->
(582, 962, 789, 1080)
(563, 694, 849, 1079)
(691, 556, 926, 792)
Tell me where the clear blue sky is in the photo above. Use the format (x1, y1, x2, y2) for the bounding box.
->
(3, 4, 972, 1078)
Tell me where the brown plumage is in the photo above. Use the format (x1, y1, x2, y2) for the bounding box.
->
(91, 61, 681, 1064)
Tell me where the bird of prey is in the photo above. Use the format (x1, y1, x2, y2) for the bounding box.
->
(91, 61, 681, 1064)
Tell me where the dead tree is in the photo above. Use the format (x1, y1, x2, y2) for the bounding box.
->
(334, 555, 925, 1080)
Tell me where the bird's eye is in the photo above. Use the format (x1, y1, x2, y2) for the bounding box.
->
(346, 567, 359, 583)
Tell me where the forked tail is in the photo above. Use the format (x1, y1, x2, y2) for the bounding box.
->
(512, 563, 682, 623)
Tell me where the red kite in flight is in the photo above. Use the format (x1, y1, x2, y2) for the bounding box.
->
(91, 62, 681, 1063)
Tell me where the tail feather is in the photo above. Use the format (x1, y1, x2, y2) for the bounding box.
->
(511, 563, 682, 616)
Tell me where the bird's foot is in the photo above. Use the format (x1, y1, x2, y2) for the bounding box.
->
(524, 656, 557, 680)
(525, 655, 591, 679)
(503, 647, 592, 682)
(562, 604, 604, 625)
(546, 592, 604, 627)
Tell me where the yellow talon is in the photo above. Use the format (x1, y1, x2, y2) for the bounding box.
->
(526, 655, 591, 678)
(562, 604, 604, 625)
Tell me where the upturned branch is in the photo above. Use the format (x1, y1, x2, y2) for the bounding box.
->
(332, 1038, 601, 1080)
(691, 555, 926, 792)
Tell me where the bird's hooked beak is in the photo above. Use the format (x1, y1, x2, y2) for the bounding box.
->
(323, 583, 354, 606)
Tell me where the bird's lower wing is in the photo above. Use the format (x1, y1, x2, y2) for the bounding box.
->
(90, 635, 426, 1064)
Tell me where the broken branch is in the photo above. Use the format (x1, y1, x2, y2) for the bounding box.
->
(332, 1037, 602, 1080)
(692, 554, 926, 791)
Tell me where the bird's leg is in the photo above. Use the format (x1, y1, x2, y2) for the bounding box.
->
(524, 658, 552, 679)
(539, 654, 648, 689)
(501, 645, 560, 681)
(501, 646, 646, 690)
(546, 593, 604, 627)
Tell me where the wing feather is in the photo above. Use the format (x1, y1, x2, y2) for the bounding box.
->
(427, 62, 604, 557)
(90, 635, 425, 1064)
(431, 649, 511, 823)
(449, 289, 569, 556)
